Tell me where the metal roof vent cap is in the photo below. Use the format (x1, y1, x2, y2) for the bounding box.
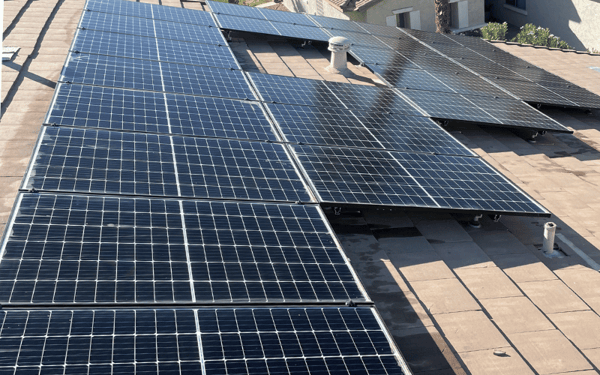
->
(326, 36, 351, 76)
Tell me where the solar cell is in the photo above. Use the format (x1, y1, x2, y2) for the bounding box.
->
(46, 84, 170, 133)
(259, 7, 317, 26)
(0, 193, 364, 303)
(324, 82, 424, 116)
(352, 112, 475, 156)
(172, 137, 313, 202)
(61, 54, 255, 100)
(216, 14, 280, 36)
(291, 144, 549, 214)
(273, 22, 331, 42)
(266, 103, 383, 149)
(208, 0, 266, 19)
(0, 307, 405, 374)
(248, 72, 343, 108)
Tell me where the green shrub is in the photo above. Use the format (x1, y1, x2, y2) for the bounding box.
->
(481, 22, 508, 41)
(511, 23, 572, 49)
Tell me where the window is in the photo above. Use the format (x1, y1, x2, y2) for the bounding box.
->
(397, 13, 410, 28)
(506, 0, 526, 10)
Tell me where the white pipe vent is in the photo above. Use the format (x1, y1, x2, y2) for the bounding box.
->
(326, 36, 351, 75)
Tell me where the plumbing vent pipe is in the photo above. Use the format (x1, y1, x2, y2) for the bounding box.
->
(543, 222, 557, 254)
(326, 36, 351, 75)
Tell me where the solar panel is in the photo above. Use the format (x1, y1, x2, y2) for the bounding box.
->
(399, 89, 498, 124)
(25, 127, 180, 197)
(1, 193, 365, 303)
(0, 307, 405, 374)
(485, 76, 578, 106)
(426, 70, 512, 99)
(323, 29, 390, 49)
(216, 14, 280, 36)
(165, 94, 279, 141)
(72, 28, 159, 61)
(87, 0, 217, 26)
(248, 72, 343, 108)
(291, 144, 549, 215)
(467, 96, 572, 132)
(46, 84, 170, 133)
(368, 65, 453, 92)
(61, 54, 256, 100)
(259, 7, 317, 26)
(25, 127, 312, 201)
(265, 103, 383, 149)
(80, 11, 156, 38)
(349, 46, 420, 69)
(172, 137, 313, 202)
(152, 20, 228, 45)
(208, 0, 267, 19)
(355, 22, 406, 38)
(198, 307, 406, 374)
(308, 15, 368, 34)
(273, 22, 331, 42)
(352, 112, 475, 156)
(324, 81, 424, 116)
(155, 39, 240, 69)
(46, 84, 278, 141)
(392, 152, 548, 213)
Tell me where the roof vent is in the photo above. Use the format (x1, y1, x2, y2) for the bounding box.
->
(326, 36, 351, 76)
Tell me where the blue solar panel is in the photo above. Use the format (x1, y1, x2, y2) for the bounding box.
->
(208, 0, 266, 19)
(249, 72, 343, 107)
(25, 127, 311, 201)
(308, 15, 368, 34)
(0, 307, 405, 374)
(0, 193, 364, 303)
(61, 54, 255, 100)
(274, 22, 331, 42)
(368, 65, 453, 92)
(156, 39, 240, 69)
(72, 29, 159, 60)
(46, 84, 279, 140)
(153, 20, 227, 45)
(259, 7, 317, 26)
(85, 0, 153, 18)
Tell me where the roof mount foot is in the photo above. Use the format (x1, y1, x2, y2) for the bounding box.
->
(469, 214, 483, 228)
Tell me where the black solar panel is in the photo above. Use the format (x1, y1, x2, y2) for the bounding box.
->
(266, 103, 383, 149)
(1, 193, 365, 303)
(208, 0, 266, 19)
(216, 14, 280, 36)
(291, 145, 548, 215)
(324, 29, 390, 49)
(353, 112, 475, 156)
(248, 72, 343, 108)
(61, 54, 255, 100)
(368, 65, 453, 92)
(400, 89, 498, 124)
(46, 84, 278, 140)
(485, 75, 578, 106)
(0, 307, 405, 374)
(324, 82, 424, 116)
(349, 46, 420, 69)
(356, 22, 405, 38)
(427, 70, 512, 99)
(172, 137, 313, 202)
(25, 127, 311, 201)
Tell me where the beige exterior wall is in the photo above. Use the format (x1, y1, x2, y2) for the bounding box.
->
(490, 0, 600, 51)
(364, 0, 484, 32)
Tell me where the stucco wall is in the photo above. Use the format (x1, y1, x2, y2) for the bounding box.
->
(490, 0, 600, 51)
(364, 0, 483, 31)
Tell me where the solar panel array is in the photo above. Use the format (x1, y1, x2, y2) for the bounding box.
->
(1, 0, 413, 373)
(206, 0, 598, 129)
